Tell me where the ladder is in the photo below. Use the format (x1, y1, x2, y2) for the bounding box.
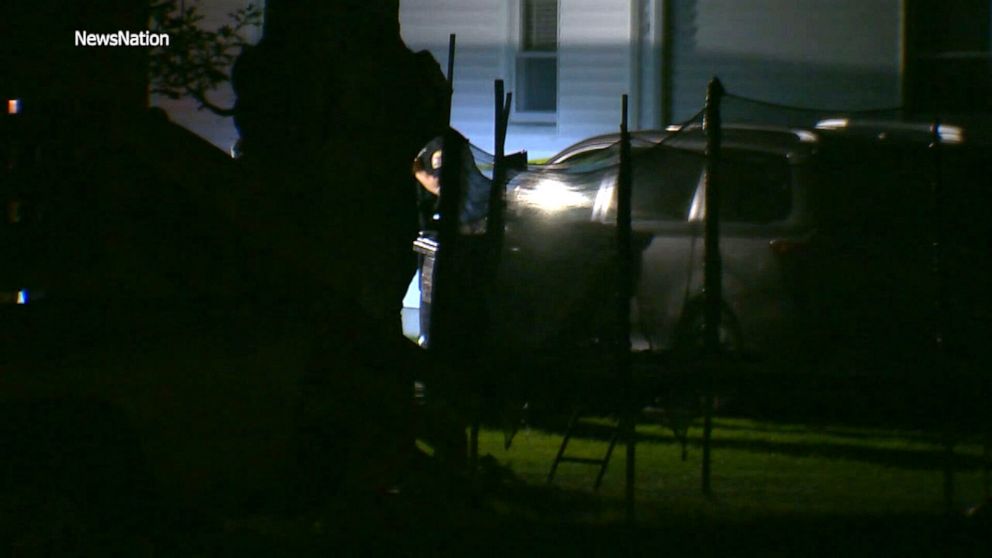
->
(546, 409, 621, 491)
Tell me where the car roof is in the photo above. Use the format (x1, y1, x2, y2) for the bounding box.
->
(549, 123, 819, 164)
(813, 117, 992, 147)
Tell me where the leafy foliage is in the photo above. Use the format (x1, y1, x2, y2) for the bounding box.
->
(148, 0, 262, 116)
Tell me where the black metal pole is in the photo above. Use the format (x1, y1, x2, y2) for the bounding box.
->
(431, 140, 463, 344)
(488, 80, 512, 262)
(429, 34, 461, 354)
(701, 77, 724, 497)
(446, 33, 457, 121)
(984, 435, 991, 499)
(617, 94, 636, 523)
(702, 77, 724, 366)
(929, 120, 957, 515)
(494, 79, 506, 161)
(469, 421, 480, 474)
(468, 80, 513, 477)
(929, 118, 945, 365)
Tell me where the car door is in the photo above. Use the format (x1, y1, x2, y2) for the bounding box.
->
(684, 149, 797, 355)
(629, 147, 706, 350)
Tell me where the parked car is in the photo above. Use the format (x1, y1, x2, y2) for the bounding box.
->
(496, 119, 991, 371)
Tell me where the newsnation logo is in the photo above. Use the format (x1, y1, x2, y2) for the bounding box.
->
(74, 31, 170, 47)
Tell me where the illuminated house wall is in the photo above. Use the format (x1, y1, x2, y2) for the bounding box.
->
(401, 0, 638, 159)
(160, 1, 905, 158)
(400, 0, 903, 159)
(668, 0, 903, 123)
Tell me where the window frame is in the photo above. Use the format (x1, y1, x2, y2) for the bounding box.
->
(511, 0, 560, 123)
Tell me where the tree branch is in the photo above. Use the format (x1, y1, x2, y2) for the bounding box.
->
(190, 89, 237, 117)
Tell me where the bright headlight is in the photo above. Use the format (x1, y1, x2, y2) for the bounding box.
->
(517, 179, 590, 214)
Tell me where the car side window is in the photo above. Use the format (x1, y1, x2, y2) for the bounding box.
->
(718, 151, 791, 223)
(631, 148, 704, 221)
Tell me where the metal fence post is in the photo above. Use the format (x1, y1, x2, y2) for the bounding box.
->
(617, 94, 636, 523)
(929, 119, 957, 516)
(429, 35, 461, 354)
(701, 77, 724, 497)
(489, 80, 512, 268)
(445, 33, 456, 122)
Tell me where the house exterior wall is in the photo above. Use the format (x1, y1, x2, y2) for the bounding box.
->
(669, 0, 904, 124)
(556, 0, 634, 152)
(400, 0, 509, 151)
(155, 0, 638, 159)
(400, 0, 635, 159)
(159, 1, 906, 158)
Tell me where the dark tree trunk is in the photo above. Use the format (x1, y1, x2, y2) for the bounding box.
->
(232, 0, 449, 325)
(230, 0, 451, 494)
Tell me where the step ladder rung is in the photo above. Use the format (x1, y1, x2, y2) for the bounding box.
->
(547, 408, 622, 491)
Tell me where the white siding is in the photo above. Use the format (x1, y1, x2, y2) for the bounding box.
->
(150, 1, 909, 156)
(401, 0, 509, 152)
(635, 0, 665, 129)
(401, 0, 635, 159)
(669, 0, 903, 124)
(557, 0, 633, 149)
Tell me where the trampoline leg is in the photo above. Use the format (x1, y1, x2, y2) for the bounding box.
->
(701, 392, 714, 497)
(469, 420, 480, 475)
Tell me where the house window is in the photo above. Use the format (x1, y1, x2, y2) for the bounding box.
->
(516, 0, 558, 117)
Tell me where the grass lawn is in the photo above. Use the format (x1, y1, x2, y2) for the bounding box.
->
(479, 417, 988, 521)
(391, 417, 989, 556)
(168, 414, 991, 556)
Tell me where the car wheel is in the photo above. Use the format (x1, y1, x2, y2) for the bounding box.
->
(672, 304, 742, 360)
